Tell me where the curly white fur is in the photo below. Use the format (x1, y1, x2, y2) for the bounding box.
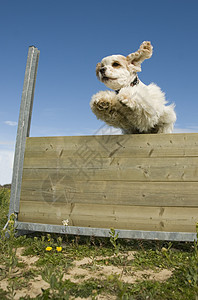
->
(90, 41, 176, 134)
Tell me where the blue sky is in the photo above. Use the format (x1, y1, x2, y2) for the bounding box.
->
(0, 0, 198, 184)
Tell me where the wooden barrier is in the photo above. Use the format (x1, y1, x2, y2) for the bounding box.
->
(18, 133, 198, 235)
(8, 46, 198, 241)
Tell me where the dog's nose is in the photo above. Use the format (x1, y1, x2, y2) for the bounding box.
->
(100, 67, 106, 75)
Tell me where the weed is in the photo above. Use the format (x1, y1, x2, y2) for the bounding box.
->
(0, 213, 20, 299)
(109, 228, 121, 255)
(0, 188, 10, 231)
(0, 214, 18, 275)
(22, 235, 49, 256)
(41, 265, 69, 299)
(36, 251, 72, 271)
(0, 288, 7, 299)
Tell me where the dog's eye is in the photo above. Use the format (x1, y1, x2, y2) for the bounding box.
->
(112, 62, 121, 67)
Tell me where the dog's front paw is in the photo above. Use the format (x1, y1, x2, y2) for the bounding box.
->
(118, 94, 129, 106)
(96, 99, 110, 111)
(90, 90, 116, 112)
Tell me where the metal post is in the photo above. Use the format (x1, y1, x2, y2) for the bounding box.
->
(9, 46, 40, 218)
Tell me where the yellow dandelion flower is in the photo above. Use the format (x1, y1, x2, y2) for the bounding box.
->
(188, 280, 192, 283)
(46, 246, 52, 251)
(56, 246, 62, 252)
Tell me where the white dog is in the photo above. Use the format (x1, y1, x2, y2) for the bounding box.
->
(90, 41, 176, 134)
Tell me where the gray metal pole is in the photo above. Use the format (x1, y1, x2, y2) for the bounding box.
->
(9, 46, 40, 218)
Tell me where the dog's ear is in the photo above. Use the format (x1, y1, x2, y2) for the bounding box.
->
(127, 41, 153, 72)
(96, 62, 101, 79)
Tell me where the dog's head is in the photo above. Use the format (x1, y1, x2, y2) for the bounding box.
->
(96, 41, 153, 90)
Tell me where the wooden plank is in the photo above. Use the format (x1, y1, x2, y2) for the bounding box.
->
(22, 157, 198, 182)
(20, 179, 198, 207)
(18, 201, 198, 233)
(24, 133, 198, 158)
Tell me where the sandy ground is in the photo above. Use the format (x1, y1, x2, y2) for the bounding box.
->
(0, 247, 172, 299)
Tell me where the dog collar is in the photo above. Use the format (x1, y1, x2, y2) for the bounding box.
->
(130, 76, 139, 87)
(115, 76, 139, 94)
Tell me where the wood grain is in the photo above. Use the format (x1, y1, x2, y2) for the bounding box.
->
(18, 133, 198, 234)
(22, 157, 198, 182)
(24, 133, 198, 158)
(20, 179, 198, 207)
(18, 201, 198, 233)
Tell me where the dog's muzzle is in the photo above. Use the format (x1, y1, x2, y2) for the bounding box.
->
(99, 67, 109, 81)
(100, 67, 116, 82)
(99, 67, 106, 75)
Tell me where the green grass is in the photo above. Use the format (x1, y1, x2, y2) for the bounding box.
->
(0, 187, 10, 231)
(1, 187, 198, 299)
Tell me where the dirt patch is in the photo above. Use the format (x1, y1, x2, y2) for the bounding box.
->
(16, 247, 39, 267)
(14, 276, 50, 300)
(75, 295, 116, 300)
(122, 268, 172, 284)
(0, 249, 172, 299)
(0, 248, 43, 300)
(64, 254, 172, 284)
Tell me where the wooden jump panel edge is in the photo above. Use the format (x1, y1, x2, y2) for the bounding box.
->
(15, 221, 197, 242)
